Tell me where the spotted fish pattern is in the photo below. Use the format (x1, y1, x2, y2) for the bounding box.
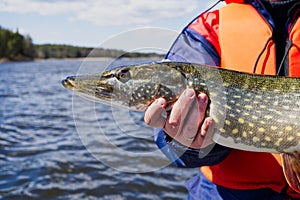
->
(62, 62, 300, 192)
(207, 69, 300, 153)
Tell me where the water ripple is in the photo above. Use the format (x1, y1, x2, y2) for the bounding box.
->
(0, 60, 197, 199)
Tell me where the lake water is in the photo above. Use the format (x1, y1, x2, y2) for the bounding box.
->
(0, 59, 198, 200)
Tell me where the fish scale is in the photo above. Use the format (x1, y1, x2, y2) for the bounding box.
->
(62, 61, 300, 193)
(214, 83, 300, 153)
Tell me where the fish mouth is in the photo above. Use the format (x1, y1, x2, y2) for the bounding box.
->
(62, 76, 115, 99)
(95, 85, 114, 98)
(61, 76, 76, 90)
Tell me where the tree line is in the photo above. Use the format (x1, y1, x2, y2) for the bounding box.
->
(0, 26, 35, 61)
(0, 26, 163, 61)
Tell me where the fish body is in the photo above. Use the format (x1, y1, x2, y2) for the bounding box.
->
(62, 61, 300, 192)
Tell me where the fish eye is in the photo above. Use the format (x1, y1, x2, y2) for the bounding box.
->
(116, 69, 131, 83)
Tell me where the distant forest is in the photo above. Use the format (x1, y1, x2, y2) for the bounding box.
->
(0, 26, 163, 61)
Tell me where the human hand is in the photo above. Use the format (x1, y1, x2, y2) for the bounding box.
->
(144, 88, 215, 149)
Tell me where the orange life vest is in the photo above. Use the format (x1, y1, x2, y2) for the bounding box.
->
(200, 2, 300, 197)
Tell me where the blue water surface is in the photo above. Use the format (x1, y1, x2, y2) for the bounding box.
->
(0, 59, 197, 200)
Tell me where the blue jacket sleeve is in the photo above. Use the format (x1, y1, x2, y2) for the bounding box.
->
(154, 129, 231, 168)
(155, 27, 231, 168)
(166, 28, 220, 65)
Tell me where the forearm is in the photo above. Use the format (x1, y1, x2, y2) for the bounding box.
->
(154, 13, 227, 168)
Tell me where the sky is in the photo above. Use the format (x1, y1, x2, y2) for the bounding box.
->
(0, 0, 224, 52)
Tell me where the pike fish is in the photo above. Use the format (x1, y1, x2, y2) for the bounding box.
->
(62, 62, 300, 192)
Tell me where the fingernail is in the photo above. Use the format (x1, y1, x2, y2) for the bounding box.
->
(168, 120, 178, 128)
(157, 98, 165, 106)
(199, 94, 208, 104)
(185, 88, 195, 97)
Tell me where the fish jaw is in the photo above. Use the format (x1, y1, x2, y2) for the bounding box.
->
(61, 76, 76, 90)
(61, 73, 142, 111)
(61, 64, 187, 111)
(62, 74, 113, 98)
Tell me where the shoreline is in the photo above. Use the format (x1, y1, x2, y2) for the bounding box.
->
(0, 56, 164, 63)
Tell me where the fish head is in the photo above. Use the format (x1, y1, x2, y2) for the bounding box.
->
(62, 63, 187, 111)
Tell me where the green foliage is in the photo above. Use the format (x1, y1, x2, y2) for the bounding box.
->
(35, 44, 93, 59)
(34, 45, 163, 59)
(0, 27, 36, 61)
(0, 26, 164, 61)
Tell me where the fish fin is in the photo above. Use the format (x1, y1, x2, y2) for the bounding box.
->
(281, 152, 300, 193)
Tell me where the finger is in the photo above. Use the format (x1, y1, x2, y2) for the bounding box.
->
(200, 118, 215, 148)
(198, 93, 209, 121)
(179, 97, 201, 140)
(176, 93, 209, 144)
(168, 88, 196, 124)
(191, 117, 215, 149)
(164, 88, 196, 137)
(144, 98, 167, 128)
(200, 117, 214, 137)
